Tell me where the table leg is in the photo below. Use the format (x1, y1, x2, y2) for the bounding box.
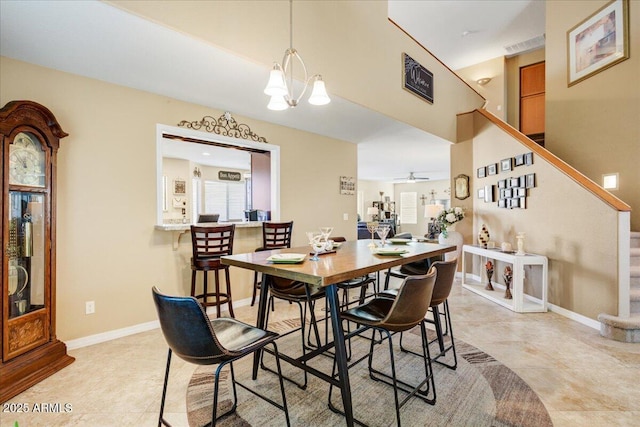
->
(326, 284, 354, 427)
(253, 273, 271, 380)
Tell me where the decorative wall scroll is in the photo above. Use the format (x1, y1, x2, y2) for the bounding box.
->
(178, 111, 268, 143)
(340, 176, 355, 195)
(402, 53, 434, 104)
(567, 0, 629, 87)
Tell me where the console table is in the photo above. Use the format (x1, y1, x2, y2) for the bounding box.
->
(461, 245, 548, 313)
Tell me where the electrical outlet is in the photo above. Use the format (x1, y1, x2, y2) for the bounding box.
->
(343, 213, 349, 221)
(85, 301, 95, 315)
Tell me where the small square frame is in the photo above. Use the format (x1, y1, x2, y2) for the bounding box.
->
(526, 173, 536, 188)
(487, 163, 498, 176)
(514, 154, 525, 167)
(524, 152, 534, 166)
(501, 158, 513, 172)
(477, 166, 486, 178)
(173, 179, 186, 195)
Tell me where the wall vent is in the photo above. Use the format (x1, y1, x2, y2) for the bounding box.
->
(505, 34, 546, 56)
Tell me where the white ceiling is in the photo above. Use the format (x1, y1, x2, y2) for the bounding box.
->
(0, 0, 544, 183)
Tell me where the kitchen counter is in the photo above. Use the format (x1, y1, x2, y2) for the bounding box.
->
(155, 221, 263, 249)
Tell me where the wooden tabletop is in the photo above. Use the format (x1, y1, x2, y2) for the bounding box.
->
(221, 239, 455, 287)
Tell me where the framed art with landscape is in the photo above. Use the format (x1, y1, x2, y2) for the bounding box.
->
(567, 0, 629, 86)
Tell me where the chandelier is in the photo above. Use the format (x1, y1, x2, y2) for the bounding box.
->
(263, 0, 330, 110)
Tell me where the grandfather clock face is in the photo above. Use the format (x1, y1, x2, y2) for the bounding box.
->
(9, 132, 46, 187)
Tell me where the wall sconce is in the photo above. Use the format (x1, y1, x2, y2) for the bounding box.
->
(476, 77, 492, 86)
(193, 167, 201, 178)
(603, 173, 618, 190)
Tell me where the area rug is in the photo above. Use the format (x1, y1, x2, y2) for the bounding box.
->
(186, 319, 553, 427)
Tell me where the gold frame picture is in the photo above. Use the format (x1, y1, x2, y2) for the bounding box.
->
(567, 0, 629, 86)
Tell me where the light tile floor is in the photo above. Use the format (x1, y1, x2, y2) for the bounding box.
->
(3, 278, 640, 426)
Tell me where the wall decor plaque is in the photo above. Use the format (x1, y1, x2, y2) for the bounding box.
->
(402, 53, 433, 104)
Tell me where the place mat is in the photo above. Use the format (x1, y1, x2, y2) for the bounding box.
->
(373, 247, 409, 256)
(266, 253, 306, 264)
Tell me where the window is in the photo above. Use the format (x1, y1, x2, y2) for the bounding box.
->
(204, 180, 246, 221)
(400, 192, 417, 224)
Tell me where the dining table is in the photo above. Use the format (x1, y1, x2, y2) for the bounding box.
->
(221, 239, 455, 426)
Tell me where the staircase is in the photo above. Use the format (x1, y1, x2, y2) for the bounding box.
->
(599, 231, 640, 342)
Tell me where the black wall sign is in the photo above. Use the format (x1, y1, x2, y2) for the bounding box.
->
(218, 171, 242, 181)
(403, 53, 433, 104)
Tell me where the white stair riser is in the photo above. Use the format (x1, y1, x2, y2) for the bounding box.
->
(631, 301, 640, 314)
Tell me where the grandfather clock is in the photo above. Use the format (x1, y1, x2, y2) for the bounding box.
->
(0, 101, 74, 402)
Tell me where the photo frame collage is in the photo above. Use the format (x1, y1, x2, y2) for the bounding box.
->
(476, 152, 535, 209)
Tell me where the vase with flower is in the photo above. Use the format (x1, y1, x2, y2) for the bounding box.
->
(436, 206, 465, 261)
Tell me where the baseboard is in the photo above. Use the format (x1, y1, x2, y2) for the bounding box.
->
(65, 295, 600, 350)
(66, 320, 160, 350)
(547, 303, 600, 330)
(65, 296, 254, 350)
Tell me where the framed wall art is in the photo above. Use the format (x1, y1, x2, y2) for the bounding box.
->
(477, 166, 486, 178)
(340, 176, 355, 195)
(567, 0, 629, 86)
(525, 152, 534, 165)
(501, 158, 513, 172)
(487, 163, 498, 176)
(454, 174, 470, 200)
(514, 154, 525, 167)
(173, 179, 186, 195)
(402, 53, 434, 104)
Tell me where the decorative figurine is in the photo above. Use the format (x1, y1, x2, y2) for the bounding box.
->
(478, 224, 490, 248)
(485, 260, 494, 291)
(503, 265, 513, 299)
(516, 232, 526, 255)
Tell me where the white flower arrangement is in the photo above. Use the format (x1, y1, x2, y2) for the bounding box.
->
(436, 206, 465, 237)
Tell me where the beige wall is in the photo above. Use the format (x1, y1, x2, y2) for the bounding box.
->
(111, 0, 485, 142)
(458, 111, 619, 319)
(456, 56, 507, 120)
(0, 57, 357, 340)
(546, 0, 639, 229)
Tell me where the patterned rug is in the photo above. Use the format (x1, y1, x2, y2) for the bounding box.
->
(186, 318, 553, 427)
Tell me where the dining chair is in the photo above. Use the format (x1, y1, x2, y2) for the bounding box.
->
(152, 287, 290, 427)
(380, 258, 459, 370)
(251, 221, 294, 307)
(262, 275, 326, 389)
(190, 224, 235, 318)
(328, 269, 437, 426)
(332, 237, 377, 359)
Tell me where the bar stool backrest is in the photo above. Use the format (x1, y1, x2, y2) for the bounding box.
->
(380, 268, 436, 332)
(262, 221, 294, 250)
(190, 224, 235, 260)
(430, 258, 458, 307)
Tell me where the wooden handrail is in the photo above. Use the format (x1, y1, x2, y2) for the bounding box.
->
(462, 108, 631, 212)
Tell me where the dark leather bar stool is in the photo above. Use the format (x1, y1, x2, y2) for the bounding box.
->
(328, 269, 438, 426)
(152, 287, 290, 427)
(251, 221, 294, 306)
(190, 224, 235, 318)
(380, 258, 459, 370)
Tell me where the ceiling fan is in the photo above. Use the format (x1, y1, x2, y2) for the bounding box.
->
(395, 172, 429, 183)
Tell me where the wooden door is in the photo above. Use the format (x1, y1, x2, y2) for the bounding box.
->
(520, 62, 545, 144)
